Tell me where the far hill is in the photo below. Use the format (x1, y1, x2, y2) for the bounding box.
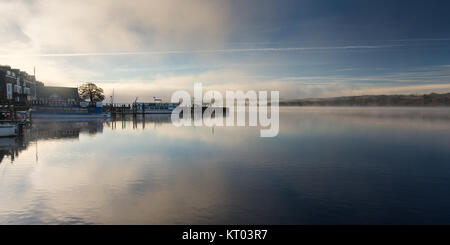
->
(280, 92, 450, 106)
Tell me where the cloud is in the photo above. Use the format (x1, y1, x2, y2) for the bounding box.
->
(93, 66, 450, 103)
(0, 0, 449, 101)
(0, 0, 231, 53)
(0, 0, 233, 88)
(0, 45, 402, 58)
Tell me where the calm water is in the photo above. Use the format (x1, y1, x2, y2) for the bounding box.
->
(0, 107, 450, 224)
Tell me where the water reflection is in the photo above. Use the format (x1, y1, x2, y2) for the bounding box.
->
(0, 115, 178, 164)
(110, 114, 172, 130)
(0, 107, 450, 224)
(0, 137, 26, 164)
(0, 121, 103, 165)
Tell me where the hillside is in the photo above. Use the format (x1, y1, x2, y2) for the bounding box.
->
(280, 93, 450, 106)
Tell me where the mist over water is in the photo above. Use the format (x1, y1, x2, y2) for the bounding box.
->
(0, 107, 449, 224)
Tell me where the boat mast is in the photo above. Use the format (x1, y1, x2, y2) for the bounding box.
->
(33, 66, 37, 100)
(111, 88, 115, 105)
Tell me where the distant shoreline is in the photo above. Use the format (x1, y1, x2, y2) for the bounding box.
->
(279, 92, 450, 107)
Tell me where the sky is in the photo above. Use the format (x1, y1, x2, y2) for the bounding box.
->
(1, 0, 450, 102)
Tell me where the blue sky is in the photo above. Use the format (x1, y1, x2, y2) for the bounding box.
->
(1, 0, 450, 102)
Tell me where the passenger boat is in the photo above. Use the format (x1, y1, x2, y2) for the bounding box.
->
(31, 102, 110, 119)
(0, 122, 17, 137)
(133, 102, 175, 114)
(15, 110, 32, 126)
(0, 105, 18, 137)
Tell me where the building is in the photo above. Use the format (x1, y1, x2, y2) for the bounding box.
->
(35, 86, 81, 105)
(0, 65, 37, 103)
(1, 65, 84, 106)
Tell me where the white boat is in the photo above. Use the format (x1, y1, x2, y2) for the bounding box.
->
(0, 123, 17, 137)
(133, 102, 175, 114)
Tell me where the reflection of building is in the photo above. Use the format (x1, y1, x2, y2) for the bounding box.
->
(0, 120, 104, 164)
(28, 121, 104, 140)
(0, 137, 28, 163)
(0, 115, 177, 164)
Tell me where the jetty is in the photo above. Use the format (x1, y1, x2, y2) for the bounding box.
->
(105, 103, 228, 118)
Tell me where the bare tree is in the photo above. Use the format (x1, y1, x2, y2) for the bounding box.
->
(78, 83, 105, 102)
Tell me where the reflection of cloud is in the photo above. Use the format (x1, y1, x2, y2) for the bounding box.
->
(0, 134, 232, 224)
(278, 107, 450, 139)
(316, 83, 450, 98)
(1, 108, 450, 224)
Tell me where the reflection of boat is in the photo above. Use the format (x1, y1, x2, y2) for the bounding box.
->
(0, 137, 18, 163)
(0, 137, 16, 149)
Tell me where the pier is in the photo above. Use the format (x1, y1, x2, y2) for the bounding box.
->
(105, 103, 228, 118)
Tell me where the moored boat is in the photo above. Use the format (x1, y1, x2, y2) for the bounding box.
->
(0, 122, 17, 137)
(31, 102, 110, 119)
(133, 102, 175, 114)
(0, 104, 19, 137)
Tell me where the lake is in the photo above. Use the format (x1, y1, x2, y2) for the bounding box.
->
(0, 107, 449, 224)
